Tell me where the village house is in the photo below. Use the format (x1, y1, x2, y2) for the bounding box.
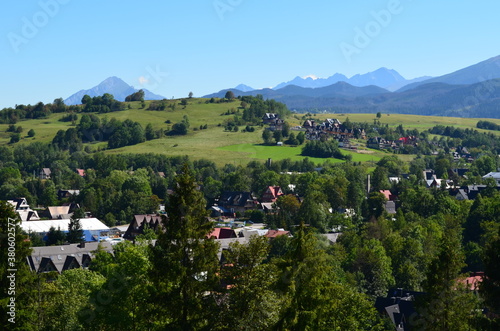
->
(39, 168, 51, 179)
(261, 186, 284, 203)
(27, 242, 114, 274)
(21, 217, 110, 242)
(57, 189, 80, 200)
(7, 197, 40, 222)
(216, 191, 259, 214)
(123, 214, 164, 241)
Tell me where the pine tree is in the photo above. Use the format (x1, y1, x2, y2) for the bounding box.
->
(149, 164, 220, 330)
(274, 224, 382, 330)
(415, 217, 479, 331)
(481, 229, 500, 314)
(66, 217, 83, 243)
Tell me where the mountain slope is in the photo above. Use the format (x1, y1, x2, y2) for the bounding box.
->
(64, 77, 165, 105)
(399, 55, 500, 91)
(204, 82, 388, 100)
(272, 68, 423, 90)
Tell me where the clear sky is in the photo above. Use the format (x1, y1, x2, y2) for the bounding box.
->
(1, 0, 500, 108)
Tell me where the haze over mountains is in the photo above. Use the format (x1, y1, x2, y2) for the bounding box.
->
(272, 68, 431, 92)
(204, 55, 500, 118)
(64, 77, 166, 105)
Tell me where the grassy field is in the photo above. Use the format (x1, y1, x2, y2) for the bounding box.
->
(3, 98, 500, 166)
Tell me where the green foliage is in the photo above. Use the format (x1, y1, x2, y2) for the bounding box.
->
(125, 89, 145, 102)
(477, 119, 500, 131)
(224, 90, 235, 101)
(46, 226, 66, 246)
(66, 217, 83, 243)
(81, 93, 125, 113)
(216, 236, 281, 329)
(27, 128, 35, 137)
(301, 139, 344, 159)
(274, 225, 383, 330)
(9, 133, 20, 144)
(0, 201, 34, 328)
(262, 129, 272, 144)
(150, 164, 220, 329)
(416, 217, 480, 330)
(240, 95, 290, 124)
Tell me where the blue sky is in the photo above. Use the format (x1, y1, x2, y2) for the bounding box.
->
(1, 0, 500, 108)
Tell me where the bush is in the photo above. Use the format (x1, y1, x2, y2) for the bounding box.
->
(27, 129, 35, 137)
(301, 140, 345, 159)
(10, 133, 20, 144)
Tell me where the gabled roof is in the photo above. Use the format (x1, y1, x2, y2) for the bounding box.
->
(48, 206, 71, 219)
(218, 192, 256, 207)
(124, 214, 164, 240)
(41, 168, 52, 176)
(483, 172, 500, 180)
(76, 169, 86, 177)
(207, 227, 237, 239)
(265, 230, 290, 238)
(29, 242, 114, 273)
(7, 197, 29, 210)
(379, 190, 392, 201)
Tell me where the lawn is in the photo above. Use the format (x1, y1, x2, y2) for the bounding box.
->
(218, 143, 387, 165)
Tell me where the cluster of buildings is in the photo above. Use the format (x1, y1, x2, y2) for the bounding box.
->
(367, 136, 419, 151)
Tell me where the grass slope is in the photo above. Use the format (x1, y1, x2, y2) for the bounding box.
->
(2, 99, 500, 166)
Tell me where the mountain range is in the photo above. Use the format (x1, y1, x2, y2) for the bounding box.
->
(203, 55, 500, 118)
(64, 77, 166, 105)
(272, 68, 431, 92)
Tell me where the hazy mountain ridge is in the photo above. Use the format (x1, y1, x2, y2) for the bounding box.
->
(270, 68, 429, 91)
(64, 77, 166, 105)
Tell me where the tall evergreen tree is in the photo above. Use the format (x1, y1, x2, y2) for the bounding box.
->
(149, 164, 220, 330)
(481, 228, 500, 315)
(0, 200, 37, 330)
(66, 217, 83, 243)
(274, 224, 382, 330)
(416, 217, 479, 331)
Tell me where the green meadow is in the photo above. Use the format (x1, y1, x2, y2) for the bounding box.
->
(2, 98, 500, 166)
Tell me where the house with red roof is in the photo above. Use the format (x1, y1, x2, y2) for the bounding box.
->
(265, 229, 291, 239)
(207, 227, 237, 239)
(262, 186, 284, 202)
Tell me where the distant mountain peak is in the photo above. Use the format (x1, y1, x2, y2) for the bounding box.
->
(234, 84, 254, 92)
(64, 77, 166, 105)
(302, 74, 321, 80)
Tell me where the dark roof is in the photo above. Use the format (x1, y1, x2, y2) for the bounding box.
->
(124, 214, 164, 240)
(375, 289, 424, 331)
(29, 242, 114, 273)
(218, 192, 255, 208)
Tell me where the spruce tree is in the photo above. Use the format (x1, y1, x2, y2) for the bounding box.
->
(149, 164, 220, 330)
(416, 217, 479, 331)
(66, 217, 83, 243)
